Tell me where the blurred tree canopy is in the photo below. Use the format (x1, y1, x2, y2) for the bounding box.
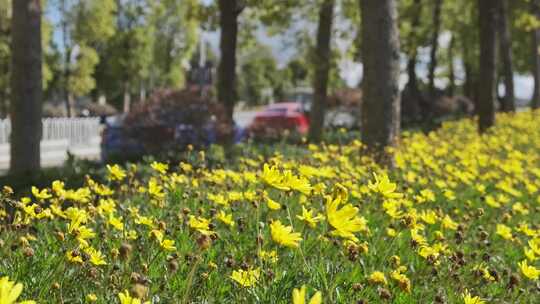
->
(1, 0, 540, 117)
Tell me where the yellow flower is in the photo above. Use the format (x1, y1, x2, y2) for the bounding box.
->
(418, 245, 440, 260)
(266, 196, 282, 210)
(148, 178, 165, 199)
(442, 215, 458, 230)
(107, 164, 126, 181)
(462, 289, 485, 304)
(188, 216, 215, 236)
(217, 210, 235, 227)
(150, 161, 168, 174)
(326, 185, 368, 242)
(496, 224, 513, 240)
(207, 193, 229, 206)
(390, 270, 411, 293)
(292, 285, 322, 304)
(529, 239, 540, 255)
(84, 247, 107, 266)
(368, 172, 403, 199)
(368, 271, 387, 285)
(135, 215, 155, 228)
(31, 186, 52, 200)
(518, 260, 540, 280)
(230, 268, 260, 287)
(386, 227, 397, 237)
(282, 171, 312, 195)
(118, 290, 150, 304)
(270, 220, 302, 248)
(259, 250, 279, 263)
(0, 276, 36, 304)
(160, 239, 176, 252)
(108, 215, 124, 231)
(419, 210, 438, 225)
(66, 250, 83, 264)
(296, 206, 324, 228)
(261, 164, 290, 191)
(524, 247, 538, 262)
(86, 293, 97, 302)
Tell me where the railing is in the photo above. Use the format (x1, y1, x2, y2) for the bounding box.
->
(0, 117, 101, 146)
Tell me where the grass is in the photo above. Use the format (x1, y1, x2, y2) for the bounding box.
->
(1, 110, 540, 303)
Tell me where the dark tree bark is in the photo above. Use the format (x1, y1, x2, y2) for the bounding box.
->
(360, 0, 401, 163)
(428, 0, 443, 98)
(402, 0, 423, 122)
(447, 35, 456, 96)
(10, 0, 42, 175)
(531, 0, 540, 109)
(60, 0, 74, 117)
(477, 0, 497, 132)
(309, 0, 334, 143)
(123, 82, 131, 113)
(497, 0, 515, 112)
(218, 0, 242, 124)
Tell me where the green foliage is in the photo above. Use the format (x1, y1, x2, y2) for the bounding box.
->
(238, 46, 284, 105)
(72, 0, 116, 45)
(150, 0, 199, 89)
(510, 0, 540, 74)
(52, 0, 116, 98)
(68, 44, 99, 96)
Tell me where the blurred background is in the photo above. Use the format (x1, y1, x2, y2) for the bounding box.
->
(0, 0, 537, 174)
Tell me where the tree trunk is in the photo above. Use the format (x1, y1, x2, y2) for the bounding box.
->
(477, 0, 497, 132)
(10, 0, 42, 175)
(360, 0, 401, 164)
(531, 0, 540, 109)
(428, 0, 443, 98)
(309, 0, 334, 143)
(402, 0, 422, 123)
(448, 35, 456, 96)
(218, 0, 241, 124)
(0, 85, 7, 119)
(497, 0, 515, 112)
(61, 0, 73, 117)
(123, 82, 131, 113)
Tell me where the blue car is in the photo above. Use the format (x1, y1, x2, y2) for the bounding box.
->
(100, 115, 245, 163)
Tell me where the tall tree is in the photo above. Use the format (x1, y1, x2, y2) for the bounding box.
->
(0, 0, 54, 118)
(0, 0, 10, 118)
(400, 0, 426, 122)
(150, 0, 199, 89)
(444, 0, 478, 100)
(403, 0, 422, 95)
(56, 0, 116, 116)
(10, 0, 42, 174)
(109, 0, 154, 112)
(217, 0, 242, 125)
(237, 46, 283, 106)
(477, 0, 497, 132)
(531, 0, 540, 109)
(309, 0, 334, 143)
(447, 34, 456, 96)
(360, 0, 401, 163)
(497, 0, 515, 112)
(428, 0, 443, 97)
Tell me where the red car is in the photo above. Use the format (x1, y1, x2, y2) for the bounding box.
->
(248, 102, 309, 139)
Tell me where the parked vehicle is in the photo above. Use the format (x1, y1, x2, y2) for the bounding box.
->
(248, 102, 309, 140)
(101, 115, 245, 163)
(101, 90, 245, 162)
(100, 115, 146, 163)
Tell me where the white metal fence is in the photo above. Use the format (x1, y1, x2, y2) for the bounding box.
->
(0, 117, 101, 146)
